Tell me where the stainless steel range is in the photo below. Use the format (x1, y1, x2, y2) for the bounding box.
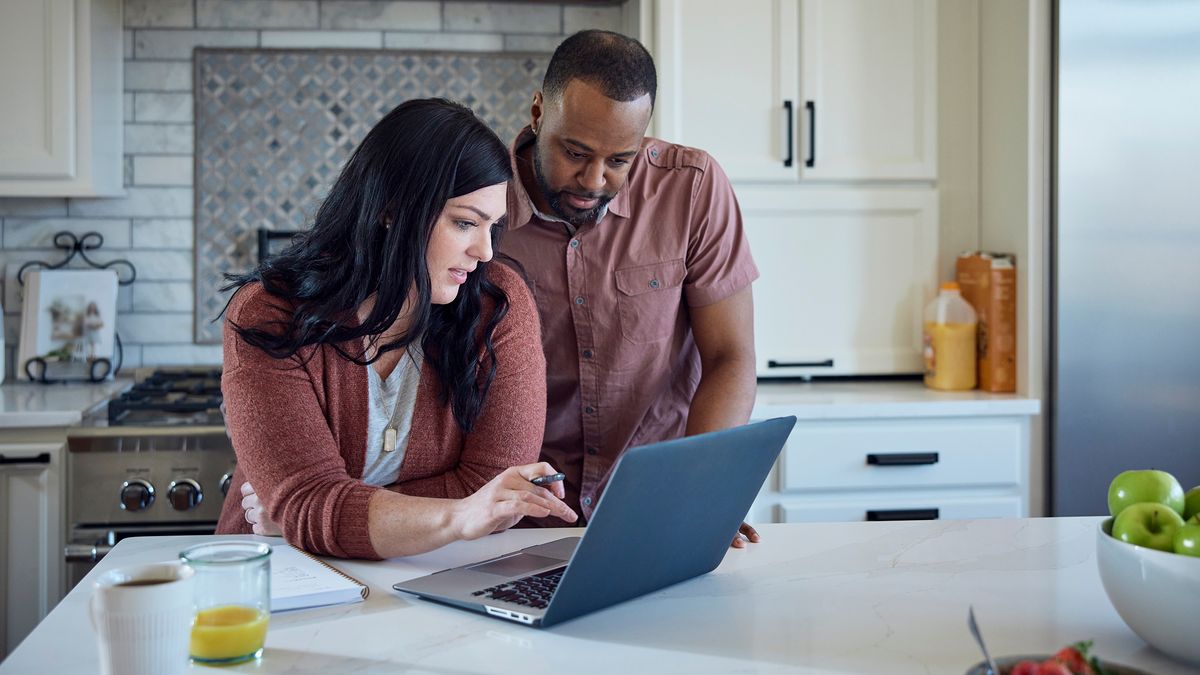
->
(65, 368, 235, 589)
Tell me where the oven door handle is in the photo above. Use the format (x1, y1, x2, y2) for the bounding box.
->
(64, 542, 113, 563)
(0, 452, 51, 466)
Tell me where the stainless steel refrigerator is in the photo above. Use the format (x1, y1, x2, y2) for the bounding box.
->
(1052, 0, 1200, 515)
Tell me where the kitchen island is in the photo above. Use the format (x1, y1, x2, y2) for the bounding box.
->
(2, 518, 1192, 674)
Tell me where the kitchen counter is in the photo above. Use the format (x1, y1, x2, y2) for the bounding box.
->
(3, 518, 1192, 674)
(753, 379, 1041, 419)
(0, 380, 131, 428)
(0, 378, 1037, 428)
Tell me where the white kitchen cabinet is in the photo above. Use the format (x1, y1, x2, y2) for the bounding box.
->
(0, 441, 64, 658)
(741, 187, 938, 377)
(0, 0, 123, 197)
(653, 0, 936, 182)
(747, 411, 1031, 525)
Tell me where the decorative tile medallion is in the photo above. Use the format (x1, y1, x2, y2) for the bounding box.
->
(194, 49, 548, 342)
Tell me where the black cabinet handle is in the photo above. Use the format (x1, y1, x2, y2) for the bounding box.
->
(805, 100, 816, 167)
(783, 100, 794, 168)
(768, 359, 834, 369)
(866, 452, 940, 466)
(866, 508, 939, 521)
(0, 452, 51, 466)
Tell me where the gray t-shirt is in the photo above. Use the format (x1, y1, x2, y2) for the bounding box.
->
(362, 343, 422, 486)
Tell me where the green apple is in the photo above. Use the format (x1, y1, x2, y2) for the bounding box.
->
(1112, 502, 1186, 552)
(1107, 470, 1185, 517)
(1184, 486, 1200, 521)
(1174, 520, 1200, 557)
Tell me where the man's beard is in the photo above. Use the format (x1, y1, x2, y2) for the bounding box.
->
(533, 145, 613, 227)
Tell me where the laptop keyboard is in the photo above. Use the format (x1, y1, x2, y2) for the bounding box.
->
(472, 566, 565, 609)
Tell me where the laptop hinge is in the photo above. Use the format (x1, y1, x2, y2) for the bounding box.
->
(485, 605, 536, 625)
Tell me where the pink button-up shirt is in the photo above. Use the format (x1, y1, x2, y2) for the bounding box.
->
(501, 127, 758, 523)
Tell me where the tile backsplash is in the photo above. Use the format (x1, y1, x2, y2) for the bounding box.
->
(0, 0, 627, 377)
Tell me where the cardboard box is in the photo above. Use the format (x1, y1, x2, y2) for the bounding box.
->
(955, 252, 1017, 392)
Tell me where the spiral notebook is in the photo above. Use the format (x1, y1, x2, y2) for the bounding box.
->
(270, 543, 369, 612)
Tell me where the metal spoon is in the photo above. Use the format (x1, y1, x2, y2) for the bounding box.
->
(968, 605, 1000, 675)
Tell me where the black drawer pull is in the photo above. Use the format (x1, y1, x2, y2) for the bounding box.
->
(0, 452, 51, 466)
(767, 359, 834, 369)
(867, 452, 939, 466)
(782, 100, 795, 168)
(866, 508, 939, 522)
(805, 100, 816, 168)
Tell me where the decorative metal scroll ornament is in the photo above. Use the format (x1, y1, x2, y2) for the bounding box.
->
(16, 231, 135, 383)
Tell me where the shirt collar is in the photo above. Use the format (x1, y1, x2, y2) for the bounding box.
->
(507, 126, 631, 231)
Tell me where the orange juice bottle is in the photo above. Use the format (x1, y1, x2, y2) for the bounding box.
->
(923, 282, 977, 390)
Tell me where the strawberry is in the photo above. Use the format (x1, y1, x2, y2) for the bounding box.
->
(1011, 661, 1042, 675)
(1052, 645, 1095, 675)
(1038, 660, 1073, 675)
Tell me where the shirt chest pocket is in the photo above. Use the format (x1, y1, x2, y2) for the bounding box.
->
(613, 260, 686, 344)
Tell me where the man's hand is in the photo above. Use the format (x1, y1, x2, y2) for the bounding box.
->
(452, 462, 578, 540)
(241, 481, 282, 536)
(730, 521, 760, 549)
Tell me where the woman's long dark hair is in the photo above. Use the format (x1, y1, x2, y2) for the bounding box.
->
(223, 98, 513, 432)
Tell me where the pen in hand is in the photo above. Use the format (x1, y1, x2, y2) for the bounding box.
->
(529, 472, 566, 486)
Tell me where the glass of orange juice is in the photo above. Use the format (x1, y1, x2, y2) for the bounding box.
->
(180, 541, 271, 665)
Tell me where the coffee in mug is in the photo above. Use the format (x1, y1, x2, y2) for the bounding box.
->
(90, 562, 195, 675)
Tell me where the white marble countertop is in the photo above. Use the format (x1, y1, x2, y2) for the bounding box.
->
(753, 380, 1041, 419)
(0, 378, 1037, 429)
(3, 518, 1191, 674)
(0, 379, 131, 428)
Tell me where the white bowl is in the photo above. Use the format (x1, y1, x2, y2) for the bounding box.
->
(1097, 518, 1200, 665)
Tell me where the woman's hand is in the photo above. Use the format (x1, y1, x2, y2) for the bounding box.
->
(241, 481, 283, 536)
(452, 462, 577, 540)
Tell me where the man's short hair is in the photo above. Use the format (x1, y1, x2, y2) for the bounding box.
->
(543, 30, 657, 107)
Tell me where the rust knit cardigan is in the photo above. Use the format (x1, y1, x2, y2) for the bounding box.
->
(215, 264, 546, 559)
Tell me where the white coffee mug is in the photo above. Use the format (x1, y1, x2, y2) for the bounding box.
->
(89, 562, 195, 675)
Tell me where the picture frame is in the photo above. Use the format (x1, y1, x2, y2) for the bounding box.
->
(17, 268, 119, 381)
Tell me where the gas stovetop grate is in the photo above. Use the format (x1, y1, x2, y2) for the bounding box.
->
(107, 369, 224, 426)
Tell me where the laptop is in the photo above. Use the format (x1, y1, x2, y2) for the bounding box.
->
(392, 416, 796, 627)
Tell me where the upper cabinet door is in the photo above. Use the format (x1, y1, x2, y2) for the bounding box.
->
(0, 0, 123, 197)
(652, 0, 936, 183)
(800, 0, 937, 180)
(0, 0, 76, 179)
(654, 0, 801, 181)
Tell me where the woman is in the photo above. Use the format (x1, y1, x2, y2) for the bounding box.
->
(217, 98, 575, 559)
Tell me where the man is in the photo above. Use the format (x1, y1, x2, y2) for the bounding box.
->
(502, 31, 760, 546)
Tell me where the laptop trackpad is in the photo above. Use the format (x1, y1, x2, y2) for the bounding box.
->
(469, 553, 563, 577)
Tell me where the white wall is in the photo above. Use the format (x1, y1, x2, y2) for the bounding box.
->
(979, 0, 1051, 515)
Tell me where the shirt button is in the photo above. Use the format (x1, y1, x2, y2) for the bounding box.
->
(649, 278, 660, 289)
(649, 148, 659, 159)
(587, 447, 598, 455)
(570, 239, 580, 249)
(582, 349, 593, 359)
(574, 296, 585, 305)
(584, 405, 596, 414)
(583, 497, 593, 506)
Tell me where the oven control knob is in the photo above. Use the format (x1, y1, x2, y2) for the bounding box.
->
(219, 472, 233, 497)
(168, 479, 203, 511)
(119, 479, 155, 512)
